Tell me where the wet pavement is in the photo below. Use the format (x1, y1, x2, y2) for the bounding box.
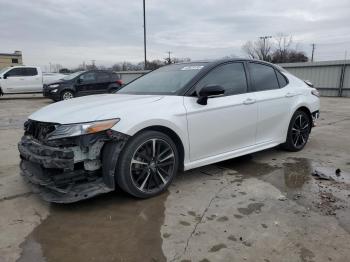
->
(18, 192, 168, 262)
(1, 95, 350, 262)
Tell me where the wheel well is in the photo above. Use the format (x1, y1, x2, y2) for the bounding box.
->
(61, 89, 74, 94)
(296, 106, 313, 128)
(140, 126, 185, 171)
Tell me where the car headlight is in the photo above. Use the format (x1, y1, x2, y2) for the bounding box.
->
(51, 88, 58, 93)
(47, 119, 120, 140)
(49, 84, 60, 88)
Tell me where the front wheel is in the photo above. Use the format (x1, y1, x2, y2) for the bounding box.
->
(281, 110, 311, 151)
(60, 90, 74, 101)
(116, 130, 179, 198)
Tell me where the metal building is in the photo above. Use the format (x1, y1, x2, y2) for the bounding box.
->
(280, 60, 350, 97)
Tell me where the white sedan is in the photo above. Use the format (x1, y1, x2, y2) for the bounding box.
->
(18, 59, 320, 202)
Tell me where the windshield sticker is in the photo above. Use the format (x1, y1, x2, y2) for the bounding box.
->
(180, 66, 204, 71)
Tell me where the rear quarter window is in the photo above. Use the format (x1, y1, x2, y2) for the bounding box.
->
(276, 70, 288, 88)
(111, 73, 121, 81)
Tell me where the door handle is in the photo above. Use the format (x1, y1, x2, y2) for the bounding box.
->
(243, 98, 256, 105)
(285, 92, 296, 97)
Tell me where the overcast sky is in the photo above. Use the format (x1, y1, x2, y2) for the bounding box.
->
(1, 0, 350, 69)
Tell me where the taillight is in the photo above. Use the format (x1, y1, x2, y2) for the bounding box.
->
(116, 80, 123, 86)
(311, 89, 320, 97)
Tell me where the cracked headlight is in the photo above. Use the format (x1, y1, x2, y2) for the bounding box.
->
(47, 118, 120, 140)
(49, 84, 60, 88)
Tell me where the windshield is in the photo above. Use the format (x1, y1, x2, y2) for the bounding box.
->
(118, 63, 207, 95)
(61, 71, 84, 80)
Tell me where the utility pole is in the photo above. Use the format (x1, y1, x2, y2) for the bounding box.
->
(311, 43, 316, 62)
(166, 51, 172, 64)
(259, 36, 272, 61)
(143, 0, 147, 70)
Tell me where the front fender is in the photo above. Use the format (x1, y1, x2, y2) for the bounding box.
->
(111, 118, 190, 165)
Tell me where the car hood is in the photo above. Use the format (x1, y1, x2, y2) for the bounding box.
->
(45, 79, 68, 86)
(29, 94, 163, 124)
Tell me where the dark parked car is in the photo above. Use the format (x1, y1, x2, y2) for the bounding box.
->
(43, 70, 123, 101)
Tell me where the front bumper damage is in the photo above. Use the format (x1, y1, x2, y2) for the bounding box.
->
(18, 121, 129, 203)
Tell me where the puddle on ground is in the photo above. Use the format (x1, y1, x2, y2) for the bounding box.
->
(18, 192, 168, 262)
(218, 155, 350, 232)
(218, 156, 313, 195)
(219, 156, 350, 194)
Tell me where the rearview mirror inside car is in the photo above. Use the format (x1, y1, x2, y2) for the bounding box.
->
(197, 84, 225, 105)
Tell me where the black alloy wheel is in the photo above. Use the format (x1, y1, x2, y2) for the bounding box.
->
(130, 138, 175, 192)
(282, 110, 311, 151)
(116, 131, 179, 198)
(291, 114, 310, 148)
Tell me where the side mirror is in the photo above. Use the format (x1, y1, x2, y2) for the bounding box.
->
(77, 78, 82, 84)
(3, 74, 8, 79)
(197, 84, 225, 105)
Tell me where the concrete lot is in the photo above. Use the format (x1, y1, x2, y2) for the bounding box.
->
(0, 95, 350, 262)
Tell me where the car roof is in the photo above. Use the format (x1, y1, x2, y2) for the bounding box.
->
(169, 58, 281, 71)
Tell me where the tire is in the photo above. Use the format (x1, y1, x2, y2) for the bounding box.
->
(281, 110, 311, 152)
(116, 130, 179, 198)
(60, 90, 74, 101)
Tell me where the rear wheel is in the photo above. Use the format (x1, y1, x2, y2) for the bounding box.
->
(60, 90, 74, 101)
(281, 110, 311, 151)
(116, 130, 179, 198)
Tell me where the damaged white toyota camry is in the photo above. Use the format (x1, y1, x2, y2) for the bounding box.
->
(18, 59, 320, 203)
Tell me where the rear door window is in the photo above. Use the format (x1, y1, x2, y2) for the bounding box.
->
(249, 63, 280, 91)
(22, 67, 38, 76)
(195, 63, 248, 96)
(96, 72, 110, 82)
(80, 72, 96, 82)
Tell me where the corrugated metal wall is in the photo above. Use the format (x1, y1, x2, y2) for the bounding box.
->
(280, 60, 350, 97)
(116, 71, 150, 84)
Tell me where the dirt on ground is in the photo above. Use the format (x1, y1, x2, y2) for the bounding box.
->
(0, 94, 350, 262)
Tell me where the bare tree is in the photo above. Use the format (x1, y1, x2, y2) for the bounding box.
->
(243, 34, 309, 63)
(272, 33, 293, 63)
(242, 38, 272, 62)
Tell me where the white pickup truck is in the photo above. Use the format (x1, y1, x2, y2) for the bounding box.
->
(0, 66, 64, 95)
